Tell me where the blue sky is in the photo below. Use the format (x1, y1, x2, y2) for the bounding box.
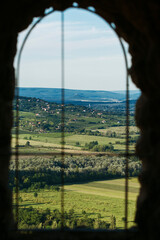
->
(15, 7, 137, 91)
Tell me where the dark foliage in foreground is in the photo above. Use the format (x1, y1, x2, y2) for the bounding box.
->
(17, 207, 111, 229)
(9, 156, 141, 191)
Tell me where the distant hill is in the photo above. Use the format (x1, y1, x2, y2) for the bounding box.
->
(113, 90, 141, 100)
(18, 88, 140, 104)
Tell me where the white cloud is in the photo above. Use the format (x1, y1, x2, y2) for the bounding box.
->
(17, 20, 118, 53)
(15, 10, 136, 91)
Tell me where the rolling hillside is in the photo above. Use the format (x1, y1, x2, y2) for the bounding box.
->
(18, 87, 140, 104)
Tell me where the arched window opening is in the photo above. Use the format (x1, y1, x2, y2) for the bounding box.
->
(10, 6, 141, 232)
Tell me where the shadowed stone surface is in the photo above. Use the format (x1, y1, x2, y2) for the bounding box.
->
(0, 0, 160, 239)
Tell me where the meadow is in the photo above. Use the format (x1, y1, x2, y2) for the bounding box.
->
(11, 97, 140, 229)
(13, 177, 139, 229)
(12, 130, 136, 154)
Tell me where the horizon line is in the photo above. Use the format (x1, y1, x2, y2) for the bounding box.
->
(18, 86, 139, 92)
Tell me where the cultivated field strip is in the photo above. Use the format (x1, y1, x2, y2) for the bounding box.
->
(64, 179, 139, 201)
(12, 177, 139, 229)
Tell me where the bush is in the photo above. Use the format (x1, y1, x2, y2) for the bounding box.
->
(110, 215, 116, 229)
(25, 141, 31, 147)
(75, 141, 80, 146)
(85, 141, 98, 150)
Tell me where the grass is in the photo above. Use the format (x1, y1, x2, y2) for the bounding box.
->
(12, 131, 136, 153)
(12, 103, 139, 228)
(13, 177, 139, 229)
(11, 137, 83, 154)
(13, 111, 36, 121)
(11, 115, 138, 154)
(12, 133, 119, 146)
(58, 134, 122, 147)
(96, 126, 139, 135)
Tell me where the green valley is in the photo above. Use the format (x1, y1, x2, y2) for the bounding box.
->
(11, 95, 141, 230)
(12, 178, 139, 229)
(12, 96, 139, 154)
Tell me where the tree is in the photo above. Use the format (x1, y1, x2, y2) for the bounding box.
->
(19, 196, 23, 202)
(110, 215, 116, 229)
(25, 141, 31, 147)
(34, 192, 38, 198)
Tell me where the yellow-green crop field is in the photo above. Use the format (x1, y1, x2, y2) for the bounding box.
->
(14, 177, 139, 229)
(11, 132, 136, 153)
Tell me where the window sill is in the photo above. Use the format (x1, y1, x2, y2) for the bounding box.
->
(8, 228, 139, 240)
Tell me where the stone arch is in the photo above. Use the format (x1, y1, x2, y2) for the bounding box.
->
(0, 1, 160, 239)
(5, 1, 159, 97)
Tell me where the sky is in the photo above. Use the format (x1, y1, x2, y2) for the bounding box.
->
(15, 7, 138, 91)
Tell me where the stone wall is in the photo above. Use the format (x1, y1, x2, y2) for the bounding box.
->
(0, 0, 160, 239)
(0, 30, 17, 234)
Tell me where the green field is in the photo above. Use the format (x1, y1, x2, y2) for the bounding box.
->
(12, 131, 136, 153)
(12, 97, 140, 229)
(12, 133, 124, 146)
(12, 101, 138, 154)
(14, 178, 139, 229)
(96, 126, 139, 135)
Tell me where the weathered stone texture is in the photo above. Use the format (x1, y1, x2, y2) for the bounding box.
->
(0, 0, 159, 239)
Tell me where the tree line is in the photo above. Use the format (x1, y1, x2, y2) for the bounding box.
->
(17, 207, 114, 230)
(9, 155, 141, 191)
